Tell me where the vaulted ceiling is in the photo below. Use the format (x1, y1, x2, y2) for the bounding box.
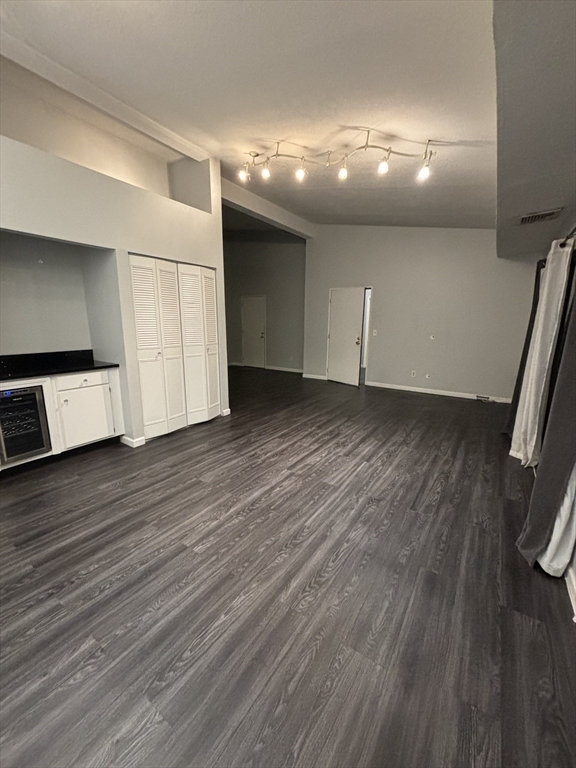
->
(0, 0, 497, 229)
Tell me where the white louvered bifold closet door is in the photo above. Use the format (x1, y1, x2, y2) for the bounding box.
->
(156, 259, 187, 433)
(178, 263, 209, 424)
(202, 267, 220, 419)
(129, 254, 168, 439)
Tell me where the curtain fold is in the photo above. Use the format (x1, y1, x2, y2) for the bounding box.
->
(517, 266, 576, 572)
(510, 240, 573, 466)
(503, 259, 545, 436)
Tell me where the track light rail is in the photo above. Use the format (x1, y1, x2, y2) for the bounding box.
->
(238, 130, 438, 183)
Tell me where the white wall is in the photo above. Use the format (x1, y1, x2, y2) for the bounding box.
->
(0, 58, 172, 196)
(224, 241, 306, 370)
(0, 136, 228, 441)
(169, 157, 212, 213)
(0, 230, 92, 355)
(81, 249, 136, 436)
(305, 226, 536, 400)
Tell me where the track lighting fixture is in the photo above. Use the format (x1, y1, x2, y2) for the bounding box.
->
(378, 147, 391, 175)
(417, 153, 431, 181)
(238, 163, 250, 182)
(295, 158, 307, 182)
(237, 131, 440, 187)
(417, 141, 433, 181)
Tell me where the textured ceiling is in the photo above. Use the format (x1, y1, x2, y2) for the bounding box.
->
(494, 0, 576, 260)
(0, 0, 497, 228)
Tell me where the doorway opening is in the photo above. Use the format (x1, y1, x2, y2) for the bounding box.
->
(221, 204, 307, 407)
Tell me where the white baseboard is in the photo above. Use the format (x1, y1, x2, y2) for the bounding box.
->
(228, 362, 243, 367)
(121, 435, 146, 449)
(565, 563, 576, 623)
(221, 408, 231, 416)
(365, 380, 511, 403)
(303, 373, 327, 380)
(266, 365, 304, 374)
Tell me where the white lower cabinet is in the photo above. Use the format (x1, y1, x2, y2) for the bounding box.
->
(58, 384, 115, 449)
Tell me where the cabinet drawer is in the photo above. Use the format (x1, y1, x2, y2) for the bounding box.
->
(56, 370, 109, 391)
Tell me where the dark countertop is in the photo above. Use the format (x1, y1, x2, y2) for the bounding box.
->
(0, 350, 120, 382)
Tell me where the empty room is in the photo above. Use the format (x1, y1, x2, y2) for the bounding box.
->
(0, 2, 575, 767)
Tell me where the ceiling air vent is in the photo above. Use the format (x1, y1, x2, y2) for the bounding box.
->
(518, 208, 563, 225)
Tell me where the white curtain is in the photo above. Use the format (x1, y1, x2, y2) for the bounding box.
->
(510, 239, 573, 466)
(537, 462, 576, 577)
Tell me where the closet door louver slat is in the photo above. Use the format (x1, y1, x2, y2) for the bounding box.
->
(130, 255, 168, 439)
(158, 267, 182, 348)
(203, 272, 218, 345)
(131, 265, 160, 349)
(178, 263, 209, 424)
(202, 268, 220, 416)
(156, 260, 186, 432)
(180, 272, 204, 346)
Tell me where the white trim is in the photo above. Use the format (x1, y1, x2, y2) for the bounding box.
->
(365, 380, 511, 403)
(121, 435, 146, 449)
(303, 373, 327, 380)
(221, 408, 231, 416)
(265, 365, 304, 373)
(228, 362, 244, 367)
(565, 563, 576, 623)
(0, 32, 208, 161)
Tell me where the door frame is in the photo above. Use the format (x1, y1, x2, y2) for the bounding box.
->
(326, 287, 371, 382)
(241, 294, 267, 369)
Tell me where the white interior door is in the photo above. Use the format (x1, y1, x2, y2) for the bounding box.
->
(130, 254, 168, 439)
(156, 259, 186, 433)
(241, 296, 266, 368)
(327, 287, 366, 386)
(178, 262, 208, 425)
(202, 268, 220, 420)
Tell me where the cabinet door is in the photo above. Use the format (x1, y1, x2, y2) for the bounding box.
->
(178, 263, 208, 424)
(130, 254, 168, 439)
(156, 259, 186, 432)
(59, 386, 114, 449)
(202, 268, 220, 419)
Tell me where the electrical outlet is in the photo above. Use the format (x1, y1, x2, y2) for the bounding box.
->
(425, 373, 432, 379)
(372, 329, 377, 336)
(411, 371, 416, 377)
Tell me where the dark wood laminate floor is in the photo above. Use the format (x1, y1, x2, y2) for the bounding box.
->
(1, 368, 575, 768)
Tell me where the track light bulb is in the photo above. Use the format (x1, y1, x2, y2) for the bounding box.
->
(338, 157, 348, 180)
(295, 166, 306, 182)
(418, 147, 432, 181)
(378, 159, 389, 175)
(417, 164, 430, 181)
(261, 162, 271, 180)
(238, 165, 250, 182)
